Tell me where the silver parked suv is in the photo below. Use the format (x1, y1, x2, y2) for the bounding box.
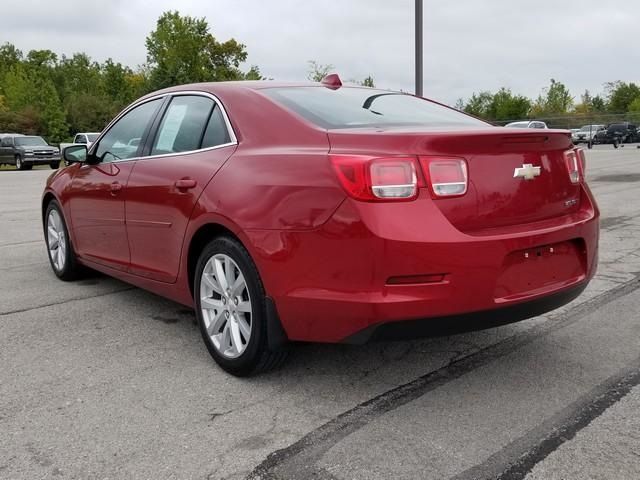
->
(572, 125, 606, 145)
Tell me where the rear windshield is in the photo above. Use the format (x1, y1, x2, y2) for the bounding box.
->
(261, 87, 487, 129)
(15, 137, 47, 146)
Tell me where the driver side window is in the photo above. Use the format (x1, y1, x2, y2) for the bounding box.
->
(94, 98, 162, 163)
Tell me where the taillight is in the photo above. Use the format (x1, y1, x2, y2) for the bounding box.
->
(419, 157, 468, 197)
(564, 150, 581, 184)
(330, 155, 421, 201)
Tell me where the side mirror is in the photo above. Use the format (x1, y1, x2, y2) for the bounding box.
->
(63, 145, 88, 164)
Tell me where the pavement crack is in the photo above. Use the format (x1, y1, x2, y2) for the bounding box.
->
(452, 359, 640, 480)
(0, 287, 135, 316)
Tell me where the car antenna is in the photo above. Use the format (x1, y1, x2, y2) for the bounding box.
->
(321, 73, 342, 90)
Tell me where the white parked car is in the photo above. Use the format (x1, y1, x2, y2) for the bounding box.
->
(60, 132, 101, 155)
(505, 121, 548, 129)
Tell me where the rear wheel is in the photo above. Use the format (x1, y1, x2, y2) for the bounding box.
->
(194, 237, 288, 376)
(45, 200, 82, 281)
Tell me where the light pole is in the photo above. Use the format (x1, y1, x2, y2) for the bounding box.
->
(415, 0, 423, 97)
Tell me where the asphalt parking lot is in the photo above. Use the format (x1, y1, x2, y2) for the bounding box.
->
(1, 145, 640, 480)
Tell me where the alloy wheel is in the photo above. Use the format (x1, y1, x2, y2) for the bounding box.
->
(47, 209, 66, 272)
(200, 253, 252, 359)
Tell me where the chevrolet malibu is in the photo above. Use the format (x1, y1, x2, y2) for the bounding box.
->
(43, 76, 599, 376)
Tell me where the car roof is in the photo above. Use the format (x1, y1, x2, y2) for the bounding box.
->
(141, 81, 383, 102)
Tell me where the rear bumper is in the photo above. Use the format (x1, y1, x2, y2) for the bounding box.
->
(246, 184, 599, 343)
(344, 280, 587, 344)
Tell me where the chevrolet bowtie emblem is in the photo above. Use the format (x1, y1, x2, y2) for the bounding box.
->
(513, 164, 541, 180)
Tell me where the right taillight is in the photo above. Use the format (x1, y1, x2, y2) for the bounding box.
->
(564, 149, 581, 184)
(419, 157, 468, 197)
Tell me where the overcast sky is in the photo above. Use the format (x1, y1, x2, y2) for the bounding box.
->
(2, 0, 639, 104)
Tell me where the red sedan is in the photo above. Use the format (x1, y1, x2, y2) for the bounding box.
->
(43, 77, 599, 376)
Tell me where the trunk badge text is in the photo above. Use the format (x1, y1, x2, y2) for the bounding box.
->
(514, 164, 541, 180)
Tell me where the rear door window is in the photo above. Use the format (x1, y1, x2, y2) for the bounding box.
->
(151, 95, 215, 156)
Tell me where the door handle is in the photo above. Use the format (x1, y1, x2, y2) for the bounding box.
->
(175, 178, 197, 190)
(110, 182, 123, 194)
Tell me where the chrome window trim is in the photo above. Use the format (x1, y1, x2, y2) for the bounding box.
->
(88, 90, 238, 164)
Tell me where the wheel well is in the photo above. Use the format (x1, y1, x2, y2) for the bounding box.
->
(186, 223, 242, 297)
(42, 193, 56, 222)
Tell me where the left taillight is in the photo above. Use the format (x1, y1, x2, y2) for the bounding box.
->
(330, 155, 421, 201)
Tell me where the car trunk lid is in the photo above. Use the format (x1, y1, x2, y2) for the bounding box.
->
(328, 127, 581, 232)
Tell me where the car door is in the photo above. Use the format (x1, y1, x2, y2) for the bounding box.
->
(0, 136, 14, 162)
(67, 98, 164, 271)
(125, 93, 237, 283)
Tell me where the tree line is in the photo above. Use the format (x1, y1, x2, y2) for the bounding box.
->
(0, 11, 262, 144)
(1, 9, 637, 142)
(457, 79, 640, 127)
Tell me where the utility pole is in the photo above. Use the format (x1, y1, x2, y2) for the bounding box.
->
(415, 0, 423, 97)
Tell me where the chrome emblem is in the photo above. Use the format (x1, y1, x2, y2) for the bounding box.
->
(513, 163, 541, 180)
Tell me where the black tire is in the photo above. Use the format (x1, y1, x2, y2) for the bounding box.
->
(24, 163, 33, 170)
(44, 200, 83, 281)
(194, 236, 288, 376)
(50, 161, 60, 170)
(15, 155, 24, 171)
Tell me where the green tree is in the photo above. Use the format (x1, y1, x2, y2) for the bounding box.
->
(463, 91, 493, 118)
(361, 76, 375, 88)
(629, 97, 640, 111)
(0, 43, 23, 83)
(531, 79, 573, 116)
(243, 65, 264, 80)
(307, 61, 333, 82)
(3, 63, 68, 142)
(145, 11, 250, 89)
(574, 90, 593, 114)
(605, 81, 640, 112)
(489, 88, 531, 121)
(591, 95, 606, 112)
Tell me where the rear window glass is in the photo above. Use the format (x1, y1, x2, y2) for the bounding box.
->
(262, 87, 486, 129)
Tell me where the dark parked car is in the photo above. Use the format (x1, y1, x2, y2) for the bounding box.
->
(0, 134, 61, 170)
(593, 123, 638, 147)
(44, 78, 599, 376)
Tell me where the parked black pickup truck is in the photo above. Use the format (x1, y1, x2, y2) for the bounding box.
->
(593, 122, 638, 147)
(0, 134, 61, 170)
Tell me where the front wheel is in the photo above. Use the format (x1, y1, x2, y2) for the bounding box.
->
(15, 155, 23, 170)
(194, 237, 288, 376)
(45, 200, 83, 281)
(50, 161, 60, 169)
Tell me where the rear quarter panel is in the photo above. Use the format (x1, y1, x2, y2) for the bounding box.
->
(178, 86, 347, 300)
